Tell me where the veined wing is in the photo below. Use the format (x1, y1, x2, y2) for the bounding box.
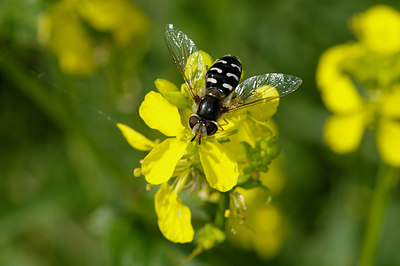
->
(164, 24, 207, 99)
(225, 73, 302, 113)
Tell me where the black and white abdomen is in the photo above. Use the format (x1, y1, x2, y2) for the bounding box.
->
(205, 55, 242, 98)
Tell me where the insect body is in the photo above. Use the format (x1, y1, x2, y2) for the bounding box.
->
(164, 24, 302, 143)
(190, 55, 242, 140)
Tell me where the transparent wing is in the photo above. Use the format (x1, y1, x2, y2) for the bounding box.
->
(225, 73, 302, 112)
(164, 24, 207, 99)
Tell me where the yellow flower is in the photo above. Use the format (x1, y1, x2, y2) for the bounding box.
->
(118, 47, 286, 247)
(135, 89, 239, 192)
(117, 88, 238, 242)
(316, 5, 400, 166)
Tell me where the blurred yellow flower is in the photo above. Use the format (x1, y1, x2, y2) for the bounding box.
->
(316, 5, 400, 166)
(38, 2, 97, 75)
(38, 0, 149, 75)
(316, 44, 364, 114)
(77, 0, 148, 46)
(227, 160, 288, 259)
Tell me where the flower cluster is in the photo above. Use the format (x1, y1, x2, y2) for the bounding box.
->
(118, 51, 282, 254)
(38, 0, 149, 75)
(316, 5, 400, 166)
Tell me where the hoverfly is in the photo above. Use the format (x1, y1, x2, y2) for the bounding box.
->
(164, 24, 302, 144)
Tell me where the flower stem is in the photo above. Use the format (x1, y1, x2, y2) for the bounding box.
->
(214, 192, 229, 229)
(173, 169, 190, 194)
(360, 163, 397, 266)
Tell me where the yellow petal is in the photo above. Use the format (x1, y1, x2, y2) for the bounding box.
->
(377, 120, 400, 167)
(116, 123, 155, 151)
(199, 139, 238, 192)
(184, 51, 213, 92)
(139, 91, 186, 137)
(164, 91, 190, 109)
(320, 76, 364, 114)
(352, 5, 400, 55)
(222, 118, 272, 161)
(252, 206, 287, 259)
(77, 0, 149, 46)
(225, 86, 279, 122)
(155, 183, 194, 243)
(323, 113, 365, 154)
(316, 44, 364, 113)
(248, 85, 280, 122)
(42, 3, 96, 75)
(154, 78, 179, 95)
(141, 138, 188, 184)
(199, 50, 213, 67)
(381, 88, 400, 119)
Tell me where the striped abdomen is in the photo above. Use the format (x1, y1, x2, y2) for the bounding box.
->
(205, 55, 242, 98)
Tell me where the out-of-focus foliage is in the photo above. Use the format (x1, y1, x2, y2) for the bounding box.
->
(38, 0, 149, 75)
(1, 0, 399, 266)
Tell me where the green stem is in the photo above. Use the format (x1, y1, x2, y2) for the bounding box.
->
(359, 163, 397, 266)
(214, 192, 229, 229)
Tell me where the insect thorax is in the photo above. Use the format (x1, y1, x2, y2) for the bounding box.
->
(205, 55, 242, 98)
(196, 92, 222, 121)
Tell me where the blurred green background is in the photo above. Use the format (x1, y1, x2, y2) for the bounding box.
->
(1, 0, 399, 265)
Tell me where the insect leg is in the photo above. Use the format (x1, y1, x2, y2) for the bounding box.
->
(218, 118, 229, 131)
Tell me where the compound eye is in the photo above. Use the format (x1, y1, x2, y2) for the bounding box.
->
(205, 121, 218, 136)
(189, 115, 199, 129)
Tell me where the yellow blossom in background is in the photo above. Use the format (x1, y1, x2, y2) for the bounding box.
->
(316, 5, 400, 166)
(38, 0, 149, 75)
(227, 159, 288, 259)
(77, 0, 149, 46)
(352, 5, 400, 55)
(38, 2, 97, 75)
